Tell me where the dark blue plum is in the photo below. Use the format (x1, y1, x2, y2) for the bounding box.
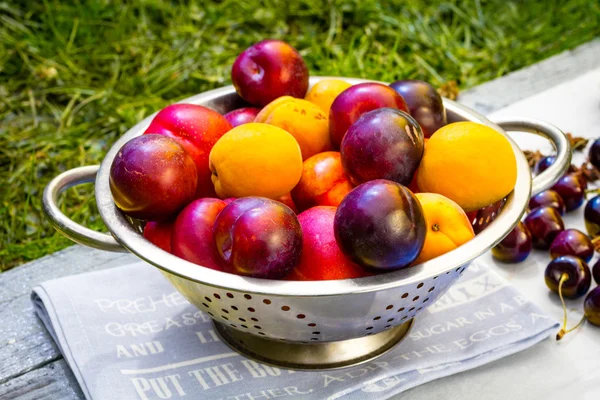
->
(388, 80, 446, 137)
(333, 179, 426, 270)
(341, 108, 424, 186)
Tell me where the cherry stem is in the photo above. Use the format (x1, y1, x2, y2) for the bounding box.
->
(585, 188, 600, 198)
(555, 273, 586, 341)
(592, 236, 600, 251)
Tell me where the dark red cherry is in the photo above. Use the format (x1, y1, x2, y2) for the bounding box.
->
(549, 229, 594, 262)
(592, 259, 600, 285)
(584, 286, 600, 327)
(588, 138, 600, 170)
(552, 174, 585, 212)
(544, 255, 591, 299)
(535, 156, 555, 175)
(492, 221, 532, 263)
(528, 190, 566, 215)
(584, 195, 600, 237)
(524, 206, 564, 249)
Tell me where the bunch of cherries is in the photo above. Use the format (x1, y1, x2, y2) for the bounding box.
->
(492, 138, 600, 338)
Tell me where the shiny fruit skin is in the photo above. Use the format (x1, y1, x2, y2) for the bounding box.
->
(208, 123, 303, 199)
(172, 198, 228, 271)
(231, 40, 309, 107)
(589, 138, 600, 170)
(492, 221, 532, 263)
(584, 286, 600, 326)
(544, 255, 591, 299)
(549, 229, 594, 262)
(287, 206, 371, 280)
(524, 206, 565, 250)
(552, 174, 585, 212)
(584, 195, 600, 237)
(305, 79, 353, 113)
(592, 259, 600, 285)
(223, 107, 261, 127)
(329, 83, 409, 148)
(414, 193, 475, 264)
(528, 190, 566, 215)
(388, 79, 446, 137)
(534, 156, 555, 175)
(416, 121, 517, 212)
(144, 103, 232, 198)
(110, 135, 197, 220)
(341, 108, 424, 186)
(291, 151, 353, 212)
(257, 97, 331, 160)
(212, 197, 302, 279)
(333, 179, 426, 270)
(143, 220, 174, 253)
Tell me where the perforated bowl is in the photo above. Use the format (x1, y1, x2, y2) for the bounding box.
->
(43, 77, 570, 369)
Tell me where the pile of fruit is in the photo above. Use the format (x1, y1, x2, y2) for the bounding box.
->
(492, 142, 600, 333)
(109, 39, 518, 282)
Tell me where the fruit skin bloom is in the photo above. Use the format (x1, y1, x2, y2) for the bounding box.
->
(208, 123, 303, 200)
(417, 121, 517, 212)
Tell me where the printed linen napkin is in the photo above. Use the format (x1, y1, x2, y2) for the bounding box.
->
(32, 258, 558, 400)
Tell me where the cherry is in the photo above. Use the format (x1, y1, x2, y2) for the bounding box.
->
(584, 286, 600, 327)
(524, 206, 564, 249)
(528, 190, 566, 215)
(588, 138, 600, 170)
(491, 221, 532, 263)
(584, 195, 600, 237)
(592, 259, 600, 285)
(545, 255, 591, 299)
(545, 256, 591, 340)
(552, 174, 585, 212)
(549, 229, 594, 262)
(534, 155, 555, 175)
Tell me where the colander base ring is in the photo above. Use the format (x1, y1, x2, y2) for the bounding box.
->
(213, 319, 414, 370)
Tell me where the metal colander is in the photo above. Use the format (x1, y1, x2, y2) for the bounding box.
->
(43, 77, 570, 369)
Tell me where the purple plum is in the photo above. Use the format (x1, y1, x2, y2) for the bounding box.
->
(341, 108, 424, 186)
(389, 79, 446, 137)
(334, 179, 426, 270)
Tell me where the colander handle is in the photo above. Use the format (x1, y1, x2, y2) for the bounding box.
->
(42, 165, 127, 252)
(492, 118, 571, 196)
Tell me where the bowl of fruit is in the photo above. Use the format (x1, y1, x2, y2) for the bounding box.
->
(43, 40, 571, 369)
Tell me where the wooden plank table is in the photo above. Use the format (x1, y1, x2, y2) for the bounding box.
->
(1, 39, 599, 399)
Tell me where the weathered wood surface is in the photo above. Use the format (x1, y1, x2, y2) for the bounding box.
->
(0, 38, 598, 399)
(0, 246, 135, 385)
(0, 360, 83, 400)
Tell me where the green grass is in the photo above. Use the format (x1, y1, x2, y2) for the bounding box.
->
(1, 0, 599, 270)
